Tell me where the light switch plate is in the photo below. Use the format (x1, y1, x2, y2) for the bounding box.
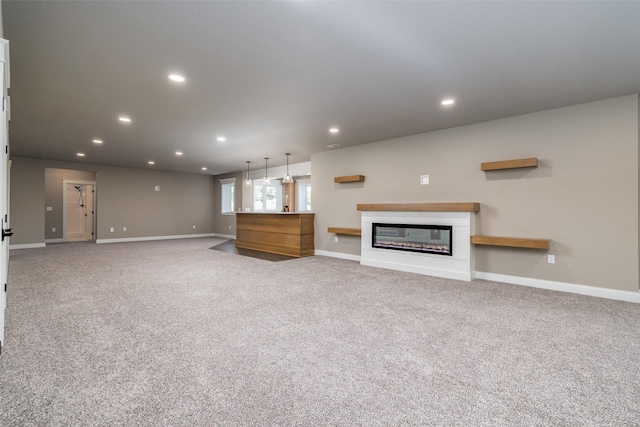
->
(420, 175, 429, 185)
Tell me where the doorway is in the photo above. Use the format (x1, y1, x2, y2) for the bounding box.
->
(63, 180, 96, 242)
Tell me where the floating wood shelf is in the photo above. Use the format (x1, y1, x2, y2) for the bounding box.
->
(334, 175, 365, 183)
(481, 157, 538, 171)
(328, 227, 361, 236)
(470, 235, 550, 250)
(357, 202, 480, 212)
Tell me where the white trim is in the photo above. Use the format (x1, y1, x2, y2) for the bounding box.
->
(45, 238, 66, 244)
(475, 271, 640, 304)
(315, 249, 361, 262)
(213, 233, 236, 239)
(9, 243, 46, 250)
(96, 233, 215, 244)
(218, 177, 236, 185)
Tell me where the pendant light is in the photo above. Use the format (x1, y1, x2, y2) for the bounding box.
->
(245, 161, 253, 186)
(263, 157, 271, 184)
(282, 153, 293, 184)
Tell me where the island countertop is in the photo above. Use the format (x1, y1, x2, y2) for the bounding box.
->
(236, 211, 315, 214)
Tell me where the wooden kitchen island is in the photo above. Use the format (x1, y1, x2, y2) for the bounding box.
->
(235, 212, 315, 257)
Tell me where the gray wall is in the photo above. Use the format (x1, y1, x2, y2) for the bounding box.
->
(45, 168, 97, 240)
(10, 157, 215, 244)
(213, 171, 243, 236)
(312, 95, 639, 292)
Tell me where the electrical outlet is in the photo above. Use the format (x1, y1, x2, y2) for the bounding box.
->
(335, 236, 339, 243)
(154, 186, 160, 191)
(193, 225, 196, 229)
(52, 227, 56, 232)
(46, 206, 53, 211)
(123, 227, 127, 232)
(228, 225, 231, 230)
(109, 227, 114, 233)
(548, 254, 555, 264)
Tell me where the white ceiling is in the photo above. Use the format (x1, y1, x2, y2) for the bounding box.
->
(3, 1, 640, 175)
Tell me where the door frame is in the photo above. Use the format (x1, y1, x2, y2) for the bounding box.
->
(62, 179, 96, 242)
(1, 38, 9, 352)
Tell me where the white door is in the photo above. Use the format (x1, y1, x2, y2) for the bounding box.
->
(0, 39, 10, 352)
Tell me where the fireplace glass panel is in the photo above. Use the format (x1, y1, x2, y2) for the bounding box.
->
(372, 223, 452, 256)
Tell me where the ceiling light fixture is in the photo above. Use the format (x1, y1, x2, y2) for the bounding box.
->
(217, 136, 226, 142)
(175, 151, 183, 156)
(263, 157, 271, 184)
(441, 99, 455, 106)
(119, 116, 132, 123)
(326, 143, 341, 148)
(329, 127, 339, 134)
(148, 161, 155, 165)
(92, 139, 103, 144)
(201, 167, 207, 171)
(282, 153, 293, 184)
(77, 153, 85, 157)
(245, 161, 253, 186)
(168, 74, 186, 83)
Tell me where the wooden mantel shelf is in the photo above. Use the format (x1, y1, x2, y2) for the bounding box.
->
(357, 202, 480, 212)
(481, 157, 538, 171)
(334, 175, 365, 183)
(328, 227, 361, 236)
(470, 235, 550, 250)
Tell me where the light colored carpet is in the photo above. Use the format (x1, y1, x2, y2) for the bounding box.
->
(1, 237, 639, 426)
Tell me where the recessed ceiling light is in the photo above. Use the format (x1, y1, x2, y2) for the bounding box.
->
(441, 99, 455, 106)
(168, 74, 186, 83)
(329, 127, 339, 134)
(77, 152, 85, 157)
(92, 139, 103, 144)
(326, 143, 341, 148)
(201, 167, 207, 171)
(119, 116, 132, 123)
(148, 161, 155, 165)
(175, 151, 183, 156)
(217, 136, 226, 142)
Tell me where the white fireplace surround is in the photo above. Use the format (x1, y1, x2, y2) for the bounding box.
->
(361, 210, 476, 281)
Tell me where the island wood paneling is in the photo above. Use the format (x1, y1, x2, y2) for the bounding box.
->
(357, 202, 480, 212)
(236, 213, 314, 257)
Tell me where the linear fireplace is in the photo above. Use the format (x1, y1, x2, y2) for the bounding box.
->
(372, 223, 452, 256)
(359, 205, 477, 281)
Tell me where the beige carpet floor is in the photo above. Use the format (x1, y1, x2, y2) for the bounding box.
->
(1, 237, 639, 426)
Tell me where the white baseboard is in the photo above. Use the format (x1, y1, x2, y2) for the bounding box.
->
(9, 243, 46, 250)
(313, 250, 640, 303)
(475, 271, 640, 304)
(212, 233, 236, 239)
(96, 233, 216, 244)
(45, 238, 66, 244)
(315, 249, 361, 262)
